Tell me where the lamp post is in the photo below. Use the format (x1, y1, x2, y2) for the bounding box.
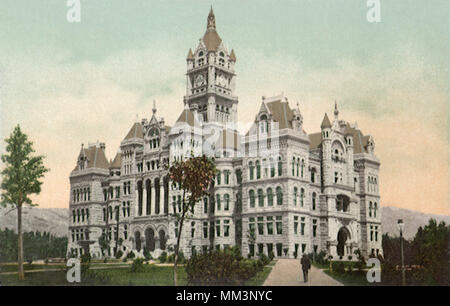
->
(397, 219, 406, 286)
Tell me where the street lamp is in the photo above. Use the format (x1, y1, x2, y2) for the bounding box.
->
(397, 219, 406, 286)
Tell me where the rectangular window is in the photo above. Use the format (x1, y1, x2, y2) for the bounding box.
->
(312, 219, 317, 237)
(257, 217, 264, 235)
(258, 243, 264, 255)
(301, 217, 305, 235)
(266, 216, 274, 235)
(215, 220, 221, 237)
(301, 243, 306, 253)
(191, 221, 195, 238)
(216, 194, 221, 211)
(249, 217, 255, 236)
(276, 216, 283, 234)
(224, 219, 230, 237)
(294, 216, 298, 234)
(204, 197, 208, 214)
(203, 222, 208, 238)
(276, 243, 282, 257)
(249, 244, 255, 257)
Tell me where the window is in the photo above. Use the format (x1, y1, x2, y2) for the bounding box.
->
(334, 172, 339, 184)
(257, 217, 264, 235)
(301, 159, 305, 178)
(293, 187, 298, 206)
(249, 190, 255, 208)
(224, 194, 230, 211)
(276, 187, 283, 205)
(278, 157, 283, 176)
(312, 219, 317, 237)
(203, 197, 208, 214)
(249, 244, 255, 257)
(296, 158, 299, 177)
(249, 162, 254, 180)
(203, 222, 208, 238)
(224, 170, 230, 184)
(249, 217, 255, 236)
(312, 192, 317, 210)
(256, 160, 261, 179)
(276, 216, 283, 234)
(258, 189, 264, 207)
(294, 216, 298, 234)
(292, 157, 295, 176)
(300, 188, 305, 207)
(300, 217, 305, 235)
(270, 158, 275, 177)
(276, 243, 282, 256)
(216, 194, 221, 211)
(267, 188, 273, 206)
(216, 171, 221, 185)
(215, 220, 221, 237)
(374, 202, 377, 217)
(369, 202, 372, 217)
(266, 216, 274, 235)
(175, 222, 179, 238)
(258, 243, 264, 255)
(224, 219, 230, 237)
(191, 221, 195, 238)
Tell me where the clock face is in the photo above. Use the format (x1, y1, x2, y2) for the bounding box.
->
(195, 74, 204, 87)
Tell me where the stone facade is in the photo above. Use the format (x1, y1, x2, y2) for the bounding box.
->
(67, 8, 382, 261)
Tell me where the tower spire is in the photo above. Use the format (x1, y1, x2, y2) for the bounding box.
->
(152, 100, 157, 115)
(207, 6, 216, 30)
(334, 100, 339, 119)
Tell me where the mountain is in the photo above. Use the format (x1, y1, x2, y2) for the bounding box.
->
(0, 205, 69, 237)
(381, 206, 450, 240)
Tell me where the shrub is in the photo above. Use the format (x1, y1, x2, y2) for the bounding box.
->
(314, 251, 329, 266)
(131, 258, 146, 273)
(354, 249, 366, 271)
(115, 250, 123, 259)
(268, 251, 275, 261)
(332, 261, 345, 274)
(126, 251, 135, 260)
(159, 251, 167, 263)
(258, 253, 270, 266)
(185, 246, 260, 285)
(80, 253, 91, 275)
(143, 247, 151, 261)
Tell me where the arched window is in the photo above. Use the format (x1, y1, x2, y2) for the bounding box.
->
(267, 188, 273, 206)
(276, 187, 283, 205)
(300, 188, 305, 207)
(278, 156, 283, 176)
(312, 192, 317, 210)
(224, 194, 230, 211)
(216, 170, 221, 185)
(301, 159, 305, 178)
(369, 201, 373, 217)
(203, 197, 208, 214)
(296, 158, 299, 177)
(293, 187, 298, 206)
(249, 190, 255, 208)
(249, 162, 254, 180)
(258, 189, 264, 207)
(373, 202, 377, 217)
(256, 160, 261, 179)
(135, 232, 141, 252)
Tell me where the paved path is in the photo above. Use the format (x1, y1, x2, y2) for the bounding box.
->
(263, 259, 342, 286)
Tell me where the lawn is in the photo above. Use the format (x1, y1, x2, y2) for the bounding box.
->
(323, 269, 371, 286)
(0, 263, 273, 286)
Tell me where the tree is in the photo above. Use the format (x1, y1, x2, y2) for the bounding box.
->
(168, 155, 216, 286)
(1, 125, 49, 280)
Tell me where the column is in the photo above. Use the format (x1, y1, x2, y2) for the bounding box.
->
(143, 184, 147, 215)
(151, 181, 156, 215)
(135, 189, 139, 217)
(160, 184, 164, 215)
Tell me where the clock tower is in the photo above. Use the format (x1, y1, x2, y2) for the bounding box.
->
(184, 7, 238, 125)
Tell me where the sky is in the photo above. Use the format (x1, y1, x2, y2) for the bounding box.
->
(0, 0, 449, 215)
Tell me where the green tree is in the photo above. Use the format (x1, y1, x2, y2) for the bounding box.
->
(168, 155, 216, 286)
(412, 219, 449, 285)
(1, 125, 49, 280)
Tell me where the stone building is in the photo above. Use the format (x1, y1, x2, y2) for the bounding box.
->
(68, 8, 382, 260)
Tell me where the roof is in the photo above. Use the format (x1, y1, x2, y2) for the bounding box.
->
(73, 144, 110, 171)
(124, 122, 144, 140)
(266, 100, 294, 129)
(230, 49, 236, 61)
(175, 109, 199, 127)
(187, 48, 194, 60)
(109, 152, 122, 169)
(320, 113, 332, 129)
(203, 29, 222, 51)
(309, 132, 322, 149)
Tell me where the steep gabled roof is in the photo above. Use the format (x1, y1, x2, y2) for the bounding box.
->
(266, 100, 294, 129)
(321, 113, 332, 129)
(203, 30, 222, 51)
(175, 109, 200, 127)
(309, 132, 322, 149)
(109, 152, 122, 169)
(124, 122, 144, 140)
(74, 144, 110, 171)
(230, 49, 236, 61)
(187, 48, 194, 60)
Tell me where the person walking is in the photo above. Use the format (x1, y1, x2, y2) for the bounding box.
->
(300, 254, 311, 283)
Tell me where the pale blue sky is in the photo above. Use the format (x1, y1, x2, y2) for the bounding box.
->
(0, 0, 449, 213)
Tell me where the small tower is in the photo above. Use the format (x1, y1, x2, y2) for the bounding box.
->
(321, 113, 332, 188)
(344, 124, 354, 186)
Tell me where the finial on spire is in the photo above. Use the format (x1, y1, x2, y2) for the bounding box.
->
(334, 100, 339, 118)
(207, 6, 216, 30)
(152, 100, 157, 114)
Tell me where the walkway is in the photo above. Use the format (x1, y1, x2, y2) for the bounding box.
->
(263, 259, 342, 286)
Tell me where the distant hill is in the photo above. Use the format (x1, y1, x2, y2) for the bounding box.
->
(0, 205, 69, 237)
(381, 206, 450, 240)
(1, 205, 448, 240)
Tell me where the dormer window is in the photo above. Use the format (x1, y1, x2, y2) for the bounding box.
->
(259, 115, 269, 134)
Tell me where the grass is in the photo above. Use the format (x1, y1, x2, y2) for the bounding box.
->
(323, 269, 371, 286)
(0, 262, 273, 286)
